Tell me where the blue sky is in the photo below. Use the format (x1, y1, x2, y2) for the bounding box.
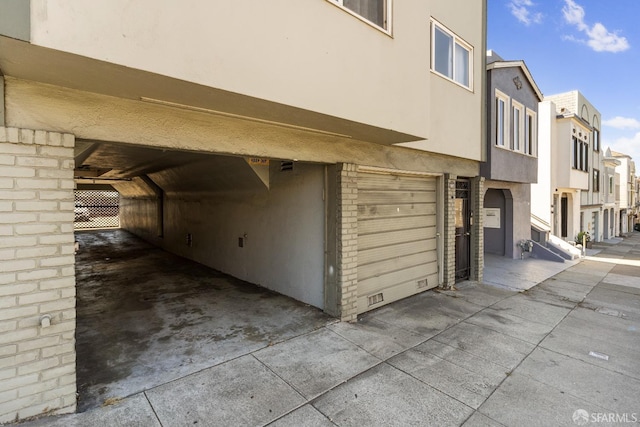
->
(488, 0, 640, 164)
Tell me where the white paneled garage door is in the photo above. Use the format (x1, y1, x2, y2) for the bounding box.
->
(357, 171, 439, 314)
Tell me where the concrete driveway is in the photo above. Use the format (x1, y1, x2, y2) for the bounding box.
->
(17, 232, 640, 426)
(72, 230, 334, 411)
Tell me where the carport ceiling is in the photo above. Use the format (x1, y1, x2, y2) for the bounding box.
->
(76, 140, 204, 179)
(75, 140, 269, 194)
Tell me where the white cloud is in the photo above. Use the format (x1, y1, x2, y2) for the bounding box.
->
(603, 116, 640, 130)
(562, 0, 630, 53)
(562, 0, 587, 30)
(605, 132, 640, 165)
(586, 23, 629, 53)
(508, 0, 543, 25)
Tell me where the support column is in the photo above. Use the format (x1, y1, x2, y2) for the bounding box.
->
(471, 176, 484, 282)
(442, 174, 457, 288)
(0, 127, 77, 422)
(336, 163, 358, 322)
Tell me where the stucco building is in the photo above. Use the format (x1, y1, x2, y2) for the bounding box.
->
(532, 90, 603, 246)
(607, 149, 636, 234)
(0, 0, 487, 421)
(482, 51, 542, 259)
(602, 154, 621, 239)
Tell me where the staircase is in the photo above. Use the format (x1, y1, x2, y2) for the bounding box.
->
(530, 214, 582, 261)
(546, 234, 582, 260)
(529, 240, 566, 263)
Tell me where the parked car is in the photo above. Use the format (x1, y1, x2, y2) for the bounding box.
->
(634, 223, 640, 232)
(74, 202, 90, 222)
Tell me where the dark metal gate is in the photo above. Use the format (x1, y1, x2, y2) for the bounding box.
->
(454, 180, 471, 280)
(74, 190, 120, 229)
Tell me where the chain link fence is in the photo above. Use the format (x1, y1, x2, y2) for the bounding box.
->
(74, 190, 120, 229)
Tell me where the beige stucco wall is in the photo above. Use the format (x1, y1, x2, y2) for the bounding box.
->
(4, 78, 479, 177)
(17, 0, 486, 162)
(26, 0, 429, 142)
(396, 0, 485, 161)
(151, 163, 326, 309)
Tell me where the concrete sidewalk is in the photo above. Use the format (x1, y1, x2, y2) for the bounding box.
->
(17, 234, 640, 426)
(483, 252, 581, 292)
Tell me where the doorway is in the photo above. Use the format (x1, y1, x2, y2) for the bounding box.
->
(561, 196, 568, 238)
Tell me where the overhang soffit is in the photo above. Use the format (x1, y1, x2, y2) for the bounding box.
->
(0, 35, 422, 145)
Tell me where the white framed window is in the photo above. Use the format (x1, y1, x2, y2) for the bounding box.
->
(525, 109, 536, 156)
(495, 90, 509, 147)
(431, 19, 473, 90)
(512, 101, 524, 152)
(609, 176, 614, 194)
(329, 0, 391, 33)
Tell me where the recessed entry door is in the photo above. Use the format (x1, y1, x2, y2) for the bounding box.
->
(561, 196, 568, 238)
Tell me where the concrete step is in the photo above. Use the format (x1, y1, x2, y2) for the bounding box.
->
(530, 241, 565, 263)
(547, 235, 582, 260)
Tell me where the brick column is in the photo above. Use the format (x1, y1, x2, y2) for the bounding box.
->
(0, 127, 77, 422)
(442, 174, 457, 288)
(337, 163, 358, 322)
(471, 176, 484, 282)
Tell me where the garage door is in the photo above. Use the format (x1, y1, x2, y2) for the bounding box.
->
(357, 171, 439, 314)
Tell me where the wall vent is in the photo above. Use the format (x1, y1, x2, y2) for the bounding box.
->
(417, 278, 428, 289)
(280, 161, 294, 172)
(367, 293, 384, 307)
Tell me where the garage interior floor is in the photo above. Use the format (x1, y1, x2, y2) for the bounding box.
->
(74, 229, 334, 412)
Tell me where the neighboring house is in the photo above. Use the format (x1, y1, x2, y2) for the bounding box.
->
(631, 162, 638, 228)
(602, 155, 621, 239)
(532, 91, 602, 244)
(0, 1, 487, 421)
(607, 149, 636, 234)
(482, 51, 542, 258)
(635, 175, 640, 228)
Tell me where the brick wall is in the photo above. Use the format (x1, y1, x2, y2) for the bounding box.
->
(337, 163, 358, 322)
(442, 175, 456, 287)
(471, 176, 484, 282)
(0, 127, 77, 423)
